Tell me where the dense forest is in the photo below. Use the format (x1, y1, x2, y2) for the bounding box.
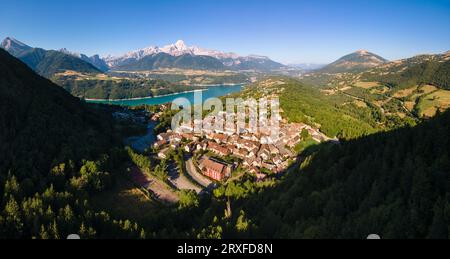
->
(279, 80, 379, 139)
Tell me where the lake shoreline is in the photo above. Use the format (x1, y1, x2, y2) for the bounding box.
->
(84, 83, 245, 102)
(84, 89, 207, 102)
(187, 83, 245, 87)
(85, 84, 244, 107)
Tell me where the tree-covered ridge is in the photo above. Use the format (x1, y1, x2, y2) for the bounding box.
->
(202, 110, 450, 239)
(51, 73, 201, 100)
(0, 49, 144, 238)
(279, 80, 379, 139)
(362, 52, 450, 90)
(14, 48, 101, 78)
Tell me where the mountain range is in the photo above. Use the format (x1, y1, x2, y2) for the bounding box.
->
(0, 37, 286, 73)
(59, 48, 110, 71)
(105, 40, 286, 71)
(0, 37, 101, 77)
(5, 36, 445, 83)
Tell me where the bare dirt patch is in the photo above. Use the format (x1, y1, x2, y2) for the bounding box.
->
(404, 101, 416, 111)
(320, 89, 337, 95)
(354, 81, 379, 89)
(339, 86, 352, 91)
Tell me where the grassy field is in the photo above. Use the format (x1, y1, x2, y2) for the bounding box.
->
(409, 85, 438, 100)
(393, 86, 417, 98)
(417, 89, 450, 117)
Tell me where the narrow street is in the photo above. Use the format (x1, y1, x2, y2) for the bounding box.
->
(167, 162, 202, 194)
(185, 158, 214, 189)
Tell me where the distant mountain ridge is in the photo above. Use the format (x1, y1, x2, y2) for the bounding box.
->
(0, 37, 32, 56)
(1, 37, 285, 72)
(319, 50, 388, 73)
(106, 40, 286, 71)
(59, 48, 109, 71)
(114, 52, 226, 71)
(288, 63, 326, 71)
(0, 37, 102, 76)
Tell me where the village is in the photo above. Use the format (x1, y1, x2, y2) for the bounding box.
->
(153, 111, 331, 183)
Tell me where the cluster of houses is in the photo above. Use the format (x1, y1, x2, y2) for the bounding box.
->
(154, 118, 330, 182)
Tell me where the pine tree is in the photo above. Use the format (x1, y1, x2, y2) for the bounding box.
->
(3, 196, 23, 238)
(39, 225, 50, 240)
(140, 229, 146, 239)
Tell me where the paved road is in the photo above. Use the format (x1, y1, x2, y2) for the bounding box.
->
(167, 163, 202, 194)
(185, 158, 213, 188)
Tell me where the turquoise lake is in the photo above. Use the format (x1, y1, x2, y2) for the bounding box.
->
(86, 84, 244, 107)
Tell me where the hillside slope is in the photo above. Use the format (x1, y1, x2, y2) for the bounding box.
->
(0, 49, 112, 174)
(0, 49, 143, 238)
(362, 52, 450, 90)
(1, 37, 101, 77)
(224, 110, 450, 239)
(17, 48, 101, 77)
(320, 50, 388, 74)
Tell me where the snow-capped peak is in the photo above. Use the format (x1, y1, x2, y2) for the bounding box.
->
(103, 39, 282, 69)
(107, 40, 243, 62)
(160, 40, 193, 56)
(175, 40, 188, 51)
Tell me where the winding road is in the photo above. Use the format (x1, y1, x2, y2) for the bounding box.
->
(185, 158, 213, 188)
(167, 162, 202, 194)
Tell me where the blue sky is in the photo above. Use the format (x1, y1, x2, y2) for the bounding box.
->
(1, 0, 449, 63)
